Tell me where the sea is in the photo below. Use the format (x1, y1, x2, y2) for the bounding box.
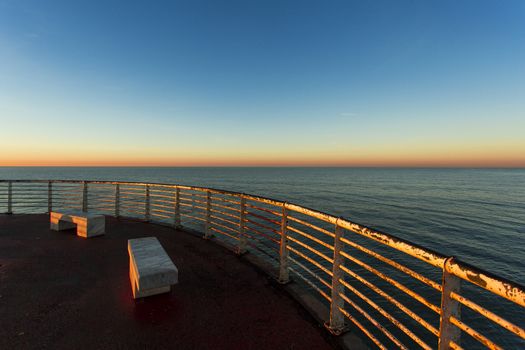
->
(1, 167, 524, 347)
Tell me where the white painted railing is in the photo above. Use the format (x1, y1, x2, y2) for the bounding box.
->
(0, 180, 523, 349)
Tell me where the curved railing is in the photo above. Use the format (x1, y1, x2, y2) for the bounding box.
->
(0, 179, 523, 349)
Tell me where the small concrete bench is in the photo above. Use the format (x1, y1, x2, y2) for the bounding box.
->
(128, 237, 178, 299)
(50, 211, 105, 238)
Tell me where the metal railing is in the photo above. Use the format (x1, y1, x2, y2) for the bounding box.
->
(0, 179, 523, 349)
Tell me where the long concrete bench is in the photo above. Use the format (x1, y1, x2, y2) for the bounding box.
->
(128, 237, 178, 299)
(50, 211, 105, 238)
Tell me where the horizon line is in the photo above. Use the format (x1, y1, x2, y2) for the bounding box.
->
(1, 165, 524, 169)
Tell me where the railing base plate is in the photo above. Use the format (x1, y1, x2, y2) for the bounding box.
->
(276, 277, 292, 285)
(236, 249, 248, 256)
(324, 322, 350, 336)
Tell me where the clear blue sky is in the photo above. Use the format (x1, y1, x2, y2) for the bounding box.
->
(1, 0, 524, 166)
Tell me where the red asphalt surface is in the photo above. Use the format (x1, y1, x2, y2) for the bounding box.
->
(0, 214, 335, 349)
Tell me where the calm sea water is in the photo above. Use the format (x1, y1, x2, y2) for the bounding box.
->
(1, 167, 524, 346)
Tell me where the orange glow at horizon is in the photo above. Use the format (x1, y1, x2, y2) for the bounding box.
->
(2, 146, 524, 167)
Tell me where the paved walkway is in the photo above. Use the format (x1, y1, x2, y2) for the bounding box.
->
(0, 214, 335, 349)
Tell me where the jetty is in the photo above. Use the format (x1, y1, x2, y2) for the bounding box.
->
(1, 180, 523, 349)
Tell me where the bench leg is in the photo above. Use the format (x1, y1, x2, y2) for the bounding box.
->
(50, 219, 76, 231)
(76, 221, 105, 238)
(129, 259, 171, 299)
(134, 285, 171, 299)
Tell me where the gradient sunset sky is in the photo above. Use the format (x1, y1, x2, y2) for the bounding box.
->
(1, 0, 524, 167)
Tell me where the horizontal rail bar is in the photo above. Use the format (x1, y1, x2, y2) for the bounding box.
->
(340, 250, 441, 314)
(338, 277, 432, 350)
(339, 264, 439, 336)
(450, 291, 525, 339)
(447, 259, 525, 307)
(341, 236, 441, 291)
(179, 213, 206, 222)
(289, 265, 332, 302)
(246, 211, 281, 226)
(288, 256, 332, 291)
(245, 202, 281, 216)
(287, 235, 334, 264)
(288, 215, 335, 238)
(210, 214, 239, 229)
(449, 316, 503, 350)
(244, 225, 281, 244)
(244, 218, 281, 236)
(118, 209, 146, 216)
(210, 226, 239, 241)
(209, 195, 241, 205)
(150, 202, 174, 211)
(149, 196, 174, 204)
(287, 225, 334, 251)
(188, 192, 207, 199)
(338, 307, 386, 350)
(210, 220, 239, 235)
(151, 212, 171, 220)
(288, 245, 333, 277)
(209, 207, 239, 220)
(119, 196, 144, 201)
(338, 291, 409, 350)
(210, 201, 241, 213)
(150, 208, 174, 215)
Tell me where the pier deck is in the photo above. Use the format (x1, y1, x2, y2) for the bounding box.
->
(0, 214, 336, 349)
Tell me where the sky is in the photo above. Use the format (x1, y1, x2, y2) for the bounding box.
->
(0, 0, 524, 167)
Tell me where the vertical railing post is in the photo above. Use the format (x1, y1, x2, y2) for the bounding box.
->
(326, 221, 347, 334)
(7, 181, 12, 214)
(115, 184, 120, 218)
(278, 205, 290, 284)
(82, 182, 88, 212)
(439, 257, 462, 350)
(145, 185, 150, 222)
(174, 187, 181, 228)
(204, 191, 212, 239)
(47, 181, 52, 213)
(237, 196, 247, 254)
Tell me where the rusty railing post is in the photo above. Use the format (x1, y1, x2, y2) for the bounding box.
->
(326, 221, 347, 334)
(7, 181, 12, 214)
(115, 184, 120, 218)
(438, 257, 462, 350)
(82, 181, 88, 212)
(237, 196, 247, 254)
(47, 181, 52, 213)
(204, 191, 212, 239)
(174, 187, 181, 228)
(278, 205, 290, 284)
(145, 185, 150, 221)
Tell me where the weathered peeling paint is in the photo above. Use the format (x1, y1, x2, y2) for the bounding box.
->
(339, 220, 447, 268)
(447, 259, 525, 307)
(439, 257, 462, 350)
